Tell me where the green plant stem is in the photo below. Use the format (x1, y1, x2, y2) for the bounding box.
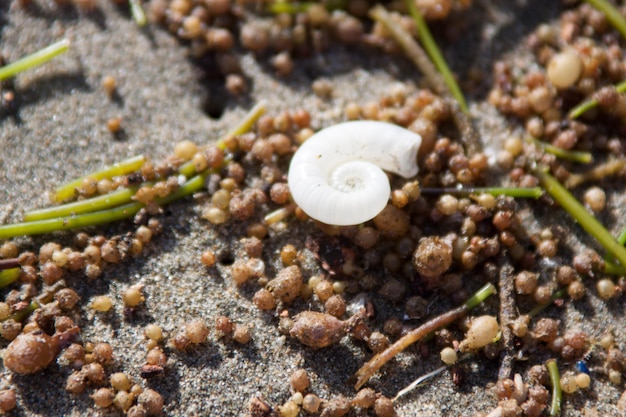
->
(527, 137, 593, 164)
(405, 0, 468, 113)
(535, 168, 626, 268)
(464, 283, 497, 309)
(0, 203, 143, 239)
(178, 101, 267, 178)
(569, 80, 626, 119)
(0, 39, 70, 82)
(129, 0, 147, 27)
(24, 186, 140, 221)
(0, 173, 207, 239)
(584, 0, 626, 41)
(546, 359, 562, 417)
(53, 155, 146, 203)
(420, 187, 543, 199)
(0, 268, 20, 290)
(604, 261, 626, 276)
(527, 289, 567, 318)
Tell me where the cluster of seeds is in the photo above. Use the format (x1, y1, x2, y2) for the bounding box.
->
(251, 368, 396, 417)
(5, 1, 626, 415)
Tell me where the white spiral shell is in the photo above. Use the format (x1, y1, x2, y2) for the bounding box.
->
(287, 120, 422, 226)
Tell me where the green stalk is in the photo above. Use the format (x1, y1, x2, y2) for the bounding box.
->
(0, 39, 70, 81)
(464, 283, 497, 309)
(569, 80, 626, 119)
(0, 203, 143, 239)
(536, 169, 626, 268)
(603, 260, 626, 276)
(584, 0, 626, 41)
(24, 186, 140, 221)
(420, 187, 543, 199)
(405, 0, 468, 113)
(0, 268, 20, 290)
(129, 0, 147, 27)
(527, 137, 593, 164)
(546, 359, 562, 417)
(0, 174, 207, 238)
(53, 155, 146, 203)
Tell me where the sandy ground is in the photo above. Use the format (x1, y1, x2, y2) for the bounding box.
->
(1, 1, 626, 416)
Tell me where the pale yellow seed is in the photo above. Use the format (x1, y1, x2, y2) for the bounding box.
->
(174, 140, 198, 161)
(135, 226, 153, 244)
(609, 369, 622, 385)
(144, 324, 163, 341)
(440, 347, 458, 365)
(52, 250, 68, 268)
(91, 296, 113, 312)
(596, 279, 616, 300)
(584, 186, 606, 213)
(560, 375, 578, 394)
(332, 281, 346, 294)
(474, 193, 496, 210)
(279, 400, 299, 417)
(0, 302, 10, 320)
(122, 286, 144, 307)
(504, 136, 524, 157)
(575, 373, 591, 389)
(110, 372, 132, 392)
(547, 49, 582, 89)
(302, 394, 321, 413)
(464, 315, 499, 350)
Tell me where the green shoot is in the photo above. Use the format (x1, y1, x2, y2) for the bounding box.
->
(53, 155, 146, 203)
(0, 174, 208, 239)
(405, 0, 468, 113)
(420, 187, 543, 199)
(464, 283, 498, 309)
(584, 0, 626, 41)
(24, 186, 140, 221)
(0, 203, 143, 239)
(535, 168, 626, 267)
(129, 0, 147, 27)
(0, 39, 70, 82)
(546, 359, 562, 417)
(568, 80, 626, 119)
(0, 102, 262, 238)
(0, 268, 20, 290)
(354, 283, 496, 389)
(603, 260, 626, 276)
(527, 137, 593, 164)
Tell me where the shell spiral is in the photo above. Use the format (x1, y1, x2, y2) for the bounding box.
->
(287, 120, 422, 226)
